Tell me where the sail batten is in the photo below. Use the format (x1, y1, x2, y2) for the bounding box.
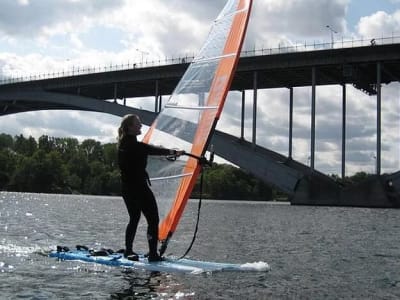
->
(142, 0, 253, 254)
(164, 104, 218, 110)
(193, 53, 236, 63)
(150, 173, 193, 181)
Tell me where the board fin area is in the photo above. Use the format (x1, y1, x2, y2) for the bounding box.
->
(48, 245, 270, 274)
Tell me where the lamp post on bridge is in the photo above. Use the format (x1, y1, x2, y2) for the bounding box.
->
(326, 25, 338, 49)
(136, 49, 149, 65)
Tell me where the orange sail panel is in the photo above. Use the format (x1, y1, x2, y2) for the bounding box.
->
(142, 0, 253, 252)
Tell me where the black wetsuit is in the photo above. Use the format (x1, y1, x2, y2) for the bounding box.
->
(118, 134, 171, 256)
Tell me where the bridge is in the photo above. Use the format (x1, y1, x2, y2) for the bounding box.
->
(1, 42, 400, 207)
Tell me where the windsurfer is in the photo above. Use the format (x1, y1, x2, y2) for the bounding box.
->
(117, 114, 184, 262)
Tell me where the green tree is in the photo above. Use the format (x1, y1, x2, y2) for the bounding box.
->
(38, 135, 55, 152)
(14, 134, 37, 156)
(10, 150, 67, 193)
(104, 169, 121, 195)
(80, 139, 103, 162)
(103, 143, 118, 170)
(0, 133, 13, 150)
(53, 137, 79, 161)
(195, 164, 274, 201)
(67, 152, 90, 191)
(0, 149, 18, 189)
(65, 173, 81, 193)
(83, 161, 107, 194)
(0, 132, 283, 199)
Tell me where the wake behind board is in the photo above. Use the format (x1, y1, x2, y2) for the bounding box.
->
(49, 247, 269, 274)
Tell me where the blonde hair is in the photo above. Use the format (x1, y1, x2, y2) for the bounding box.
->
(118, 114, 138, 143)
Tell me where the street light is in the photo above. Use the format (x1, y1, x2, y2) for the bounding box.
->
(136, 49, 149, 64)
(326, 25, 338, 49)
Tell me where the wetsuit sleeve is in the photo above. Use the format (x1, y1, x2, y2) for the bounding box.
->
(144, 143, 173, 156)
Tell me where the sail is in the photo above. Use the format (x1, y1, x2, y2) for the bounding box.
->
(142, 0, 252, 253)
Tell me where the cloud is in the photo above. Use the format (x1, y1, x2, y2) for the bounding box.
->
(104, 0, 221, 57)
(0, 0, 124, 39)
(0, 0, 225, 78)
(357, 10, 400, 37)
(0, 111, 120, 143)
(245, 0, 348, 48)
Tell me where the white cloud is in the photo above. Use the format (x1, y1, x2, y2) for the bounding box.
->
(0, 0, 223, 77)
(246, 0, 349, 48)
(0, 0, 124, 38)
(17, 0, 30, 6)
(0, 111, 120, 143)
(357, 10, 400, 37)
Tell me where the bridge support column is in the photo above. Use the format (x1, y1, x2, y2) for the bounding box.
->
(241, 90, 245, 140)
(158, 95, 162, 112)
(252, 71, 258, 148)
(342, 84, 347, 179)
(113, 83, 118, 103)
(289, 87, 293, 158)
(377, 62, 382, 175)
(311, 67, 316, 170)
(155, 80, 159, 113)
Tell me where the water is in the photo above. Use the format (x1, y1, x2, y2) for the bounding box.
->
(1, 192, 400, 299)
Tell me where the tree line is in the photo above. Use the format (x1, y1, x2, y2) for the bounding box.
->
(0, 133, 277, 201)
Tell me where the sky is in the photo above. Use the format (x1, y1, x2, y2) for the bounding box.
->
(0, 0, 399, 176)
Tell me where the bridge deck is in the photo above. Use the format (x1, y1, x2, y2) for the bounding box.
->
(0, 44, 399, 110)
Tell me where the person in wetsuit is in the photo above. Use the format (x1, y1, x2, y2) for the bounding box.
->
(117, 114, 183, 262)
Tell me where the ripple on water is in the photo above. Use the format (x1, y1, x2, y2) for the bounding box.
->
(2, 193, 400, 299)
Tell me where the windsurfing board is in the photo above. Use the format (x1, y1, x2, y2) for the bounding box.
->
(49, 248, 269, 274)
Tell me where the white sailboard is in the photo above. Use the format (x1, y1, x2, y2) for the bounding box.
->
(49, 247, 269, 274)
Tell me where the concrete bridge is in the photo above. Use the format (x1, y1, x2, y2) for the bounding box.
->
(1, 43, 400, 207)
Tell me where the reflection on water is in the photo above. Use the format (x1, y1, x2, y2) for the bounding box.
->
(111, 270, 194, 299)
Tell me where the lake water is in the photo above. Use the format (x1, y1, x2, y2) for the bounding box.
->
(1, 192, 400, 299)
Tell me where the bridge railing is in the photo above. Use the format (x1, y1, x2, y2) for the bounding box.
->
(241, 34, 400, 57)
(1, 35, 399, 86)
(0, 55, 196, 86)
